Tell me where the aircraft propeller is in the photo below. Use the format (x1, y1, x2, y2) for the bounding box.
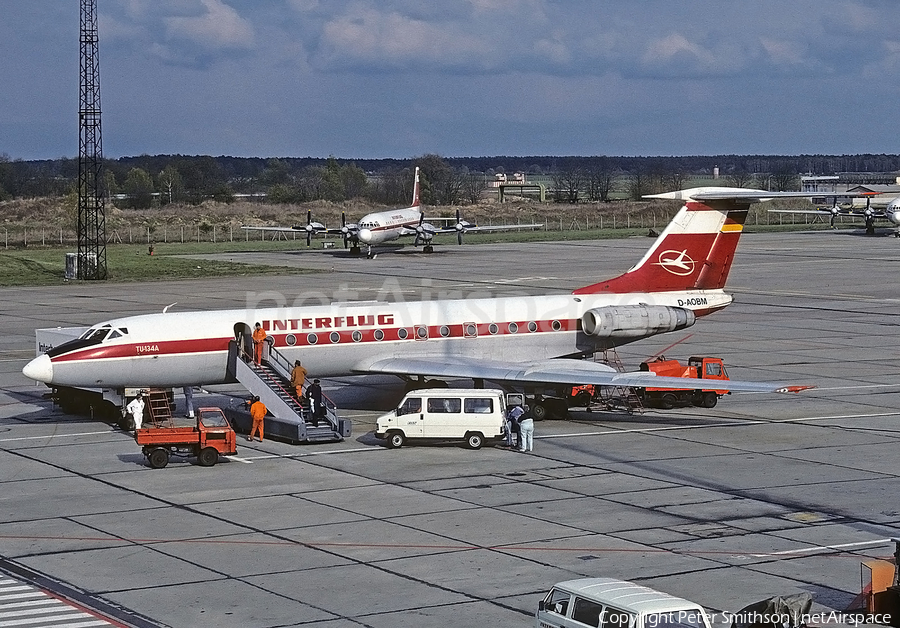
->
(293, 210, 324, 246)
(413, 212, 427, 247)
(454, 208, 475, 245)
(341, 212, 350, 248)
(827, 203, 840, 228)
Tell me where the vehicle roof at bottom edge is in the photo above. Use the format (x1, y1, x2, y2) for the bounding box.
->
(551, 578, 705, 614)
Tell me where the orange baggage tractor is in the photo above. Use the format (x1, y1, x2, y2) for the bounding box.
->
(135, 407, 237, 469)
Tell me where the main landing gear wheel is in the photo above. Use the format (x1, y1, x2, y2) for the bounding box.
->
(423, 245, 434, 253)
(387, 431, 405, 449)
(198, 447, 219, 467)
(148, 448, 169, 469)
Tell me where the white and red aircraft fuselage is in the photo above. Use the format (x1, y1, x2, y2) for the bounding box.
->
(24, 189, 806, 396)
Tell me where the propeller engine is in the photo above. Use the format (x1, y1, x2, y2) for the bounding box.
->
(339, 212, 358, 248)
(453, 208, 475, 245)
(413, 213, 438, 247)
(294, 210, 325, 247)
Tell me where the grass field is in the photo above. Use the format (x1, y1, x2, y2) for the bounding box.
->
(0, 220, 851, 288)
(0, 243, 309, 287)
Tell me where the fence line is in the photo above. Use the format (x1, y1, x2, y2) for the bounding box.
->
(2, 210, 809, 249)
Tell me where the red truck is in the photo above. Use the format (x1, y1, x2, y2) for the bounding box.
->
(135, 407, 237, 469)
(637, 356, 730, 408)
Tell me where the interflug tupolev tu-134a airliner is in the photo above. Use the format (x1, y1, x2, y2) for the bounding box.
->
(24, 188, 817, 407)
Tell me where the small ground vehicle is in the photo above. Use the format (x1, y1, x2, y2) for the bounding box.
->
(135, 407, 237, 468)
(528, 357, 730, 419)
(536, 577, 713, 628)
(636, 356, 729, 408)
(374, 388, 507, 449)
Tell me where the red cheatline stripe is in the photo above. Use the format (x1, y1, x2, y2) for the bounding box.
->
(51, 319, 580, 362)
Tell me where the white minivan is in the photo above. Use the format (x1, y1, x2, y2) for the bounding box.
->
(374, 388, 507, 450)
(536, 578, 713, 628)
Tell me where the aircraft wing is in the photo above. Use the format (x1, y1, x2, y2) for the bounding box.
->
(394, 223, 544, 237)
(434, 223, 544, 233)
(242, 225, 310, 233)
(768, 209, 888, 217)
(356, 355, 809, 394)
(647, 190, 880, 203)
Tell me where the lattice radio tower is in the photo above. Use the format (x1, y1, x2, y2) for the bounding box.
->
(77, 0, 107, 279)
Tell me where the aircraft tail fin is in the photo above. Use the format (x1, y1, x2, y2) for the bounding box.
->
(411, 167, 421, 208)
(574, 187, 763, 295)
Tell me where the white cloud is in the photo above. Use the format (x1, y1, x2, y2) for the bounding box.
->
(760, 38, 809, 67)
(315, 6, 493, 72)
(641, 34, 720, 75)
(164, 0, 255, 51)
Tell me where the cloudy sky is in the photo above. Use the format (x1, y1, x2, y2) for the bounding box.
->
(2, 0, 898, 160)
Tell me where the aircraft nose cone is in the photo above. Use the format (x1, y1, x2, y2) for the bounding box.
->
(23, 354, 53, 383)
(358, 228, 372, 243)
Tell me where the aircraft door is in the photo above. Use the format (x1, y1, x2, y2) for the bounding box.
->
(233, 323, 253, 360)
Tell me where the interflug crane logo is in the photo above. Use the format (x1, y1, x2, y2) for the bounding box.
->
(655, 249, 697, 276)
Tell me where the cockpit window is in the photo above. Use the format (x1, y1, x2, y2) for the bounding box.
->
(80, 327, 111, 342)
(48, 324, 116, 358)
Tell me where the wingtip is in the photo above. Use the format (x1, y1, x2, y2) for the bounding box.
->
(775, 385, 817, 394)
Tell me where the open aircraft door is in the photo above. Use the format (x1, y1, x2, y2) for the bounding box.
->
(233, 322, 253, 359)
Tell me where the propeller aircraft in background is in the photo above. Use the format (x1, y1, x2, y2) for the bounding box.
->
(243, 167, 543, 257)
(769, 191, 900, 234)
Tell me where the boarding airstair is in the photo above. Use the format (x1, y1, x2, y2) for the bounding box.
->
(226, 340, 350, 443)
(594, 348, 644, 414)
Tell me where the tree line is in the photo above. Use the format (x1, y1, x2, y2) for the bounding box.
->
(2, 152, 900, 208)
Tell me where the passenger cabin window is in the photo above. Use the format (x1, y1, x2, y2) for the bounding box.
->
(398, 398, 422, 415)
(544, 589, 571, 617)
(464, 398, 493, 414)
(644, 612, 704, 628)
(601, 607, 634, 628)
(572, 597, 605, 627)
(427, 397, 461, 413)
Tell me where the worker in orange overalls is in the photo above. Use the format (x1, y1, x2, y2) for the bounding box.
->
(252, 322, 267, 364)
(290, 360, 308, 399)
(249, 395, 266, 442)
